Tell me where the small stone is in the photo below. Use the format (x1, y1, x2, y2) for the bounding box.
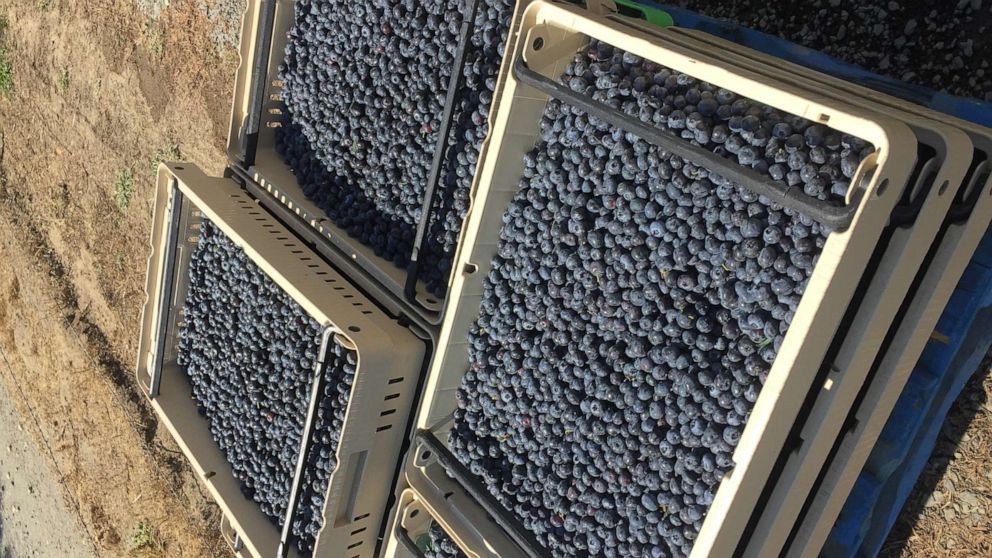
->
(925, 490, 944, 508)
(904, 19, 918, 34)
(943, 507, 957, 521)
(958, 491, 980, 507)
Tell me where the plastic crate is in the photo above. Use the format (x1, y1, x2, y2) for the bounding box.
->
(227, 0, 538, 325)
(662, 34, 992, 558)
(136, 163, 429, 558)
(643, 25, 991, 558)
(406, 2, 925, 557)
(383, 487, 520, 558)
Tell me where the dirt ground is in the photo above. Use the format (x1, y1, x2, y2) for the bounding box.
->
(881, 364, 992, 558)
(0, 367, 97, 558)
(0, 1, 987, 557)
(0, 0, 237, 556)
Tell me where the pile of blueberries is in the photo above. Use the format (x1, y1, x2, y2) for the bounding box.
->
(276, 0, 516, 296)
(675, 0, 992, 102)
(177, 220, 355, 556)
(448, 41, 874, 556)
(425, 523, 467, 558)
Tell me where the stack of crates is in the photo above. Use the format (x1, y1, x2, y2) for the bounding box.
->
(135, 1, 992, 557)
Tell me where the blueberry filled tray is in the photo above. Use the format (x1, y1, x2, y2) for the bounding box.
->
(136, 164, 428, 558)
(651, 29, 992, 558)
(403, 1, 928, 557)
(383, 487, 508, 558)
(227, 0, 536, 323)
(646, 23, 992, 558)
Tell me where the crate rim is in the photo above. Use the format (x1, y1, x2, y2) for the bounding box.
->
(789, 188, 992, 558)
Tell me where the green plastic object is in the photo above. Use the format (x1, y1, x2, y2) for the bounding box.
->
(415, 533, 432, 553)
(612, 0, 675, 27)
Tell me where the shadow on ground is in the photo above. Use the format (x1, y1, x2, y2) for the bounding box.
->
(880, 349, 992, 557)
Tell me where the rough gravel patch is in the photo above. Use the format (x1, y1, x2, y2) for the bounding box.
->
(196, 0, 246, 53)
(880, 356, 992, 557)
(137, 0, 172, 20)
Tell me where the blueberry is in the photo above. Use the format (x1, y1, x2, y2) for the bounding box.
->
(425, 523, 467, 558)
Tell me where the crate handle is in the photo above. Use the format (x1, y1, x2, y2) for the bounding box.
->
(888, 156, 940, 228)
(394, 519, 429, 558)
(511, 48, 861, 230)
(405, 0, 484, 301)
(947, 160, 990, 224)
(278, 327, 337, 557)
(149, 177, 185, 399)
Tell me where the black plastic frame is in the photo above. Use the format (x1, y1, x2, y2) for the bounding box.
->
(405, 0, 484, 301)
(278, 327, 336, 558)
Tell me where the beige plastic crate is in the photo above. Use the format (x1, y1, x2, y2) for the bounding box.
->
(383, 486, 521, 558)
(227, 0, 535, 323)
(656, 26, 992, 558)
(409, 1, 922, 557)
(221, 514, 250, 557)
(788, 180, 992, 558)
(641, 24, 982, 558)
(136, 163, 426, 558)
